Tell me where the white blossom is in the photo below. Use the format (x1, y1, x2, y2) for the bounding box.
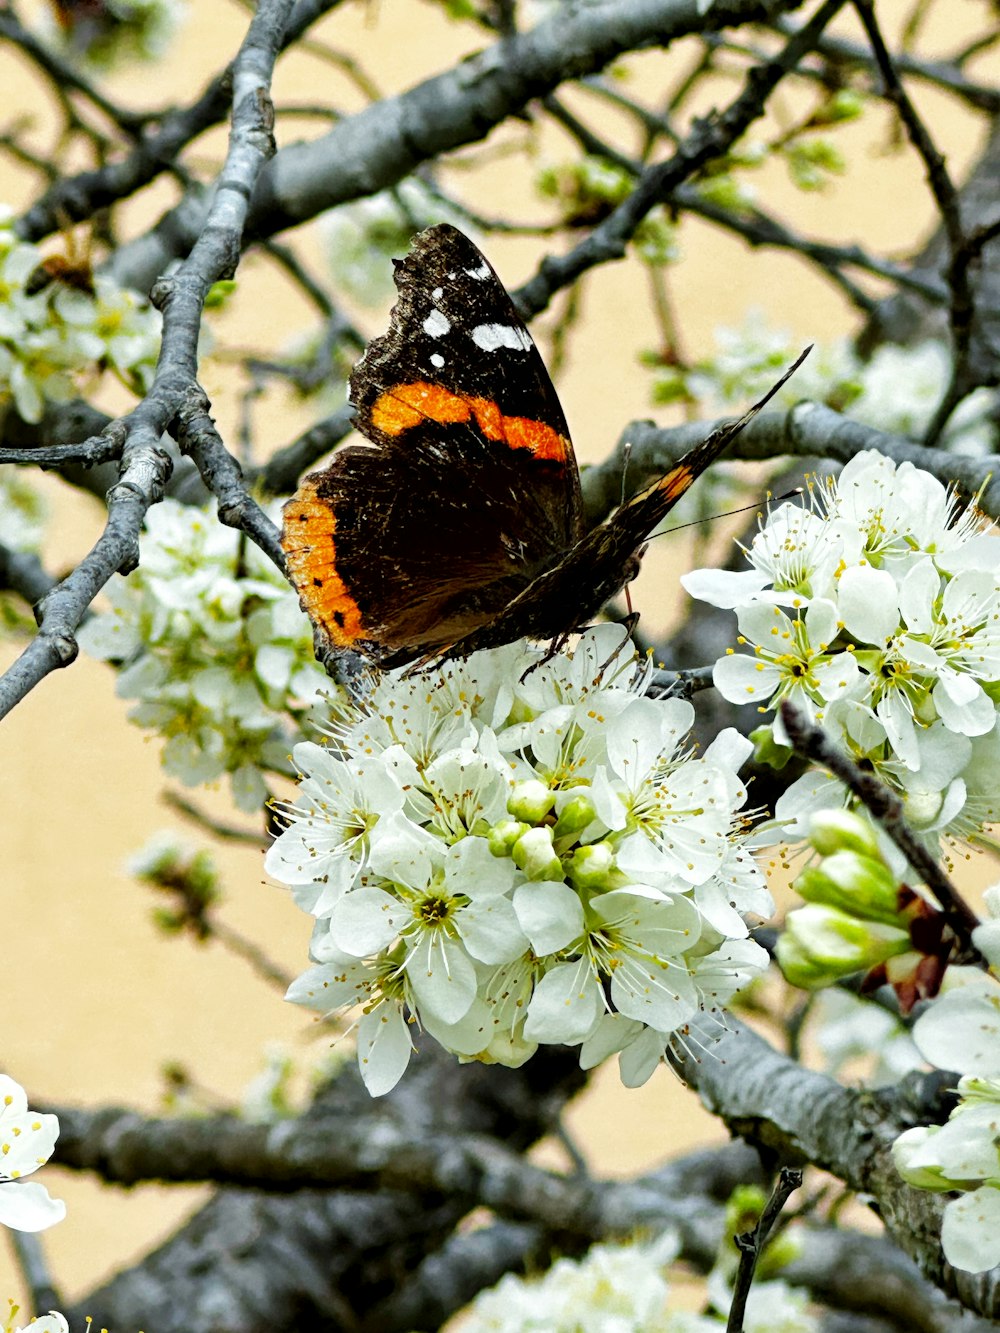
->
(0, 1075, 66, 1233)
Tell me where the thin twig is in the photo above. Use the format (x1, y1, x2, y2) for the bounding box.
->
(852, 1, 981, 445)
(726, 1168, 803, 1333)
(163, 791, 268, 846)
(514, 0, 850, 319)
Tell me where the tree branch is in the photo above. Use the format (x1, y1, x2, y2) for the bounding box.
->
(108, 0, 809, 294)
(669, 1012, 1000, 1320)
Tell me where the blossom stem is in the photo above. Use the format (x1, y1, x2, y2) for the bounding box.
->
(9, 1230, 61, 1318)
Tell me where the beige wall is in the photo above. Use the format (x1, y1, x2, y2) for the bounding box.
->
(1, 0, 996, 1311)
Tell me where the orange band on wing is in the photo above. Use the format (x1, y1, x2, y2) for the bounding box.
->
(656, 463, 695, 500)
(282, 484, 366, 647)
(371, 382, 472, 434)
(371, 382, 571, 463)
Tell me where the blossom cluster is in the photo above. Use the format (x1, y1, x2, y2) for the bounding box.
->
(0, 212, 160, 425)
(655, 321, 995, 456)
(459, 1233, 817, 1333)
(683, 450, 1000, 857)
(776, 808, 952, 1020)
(78, 499, 330, 812)
(266, 627, 772, 1096)
(892, 899, 1000, 1275)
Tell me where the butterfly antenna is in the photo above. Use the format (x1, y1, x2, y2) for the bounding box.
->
(650, 486, 804, 541)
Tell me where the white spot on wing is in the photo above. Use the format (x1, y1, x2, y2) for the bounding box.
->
(423, 308, 450, 338)
(430, 353, 445, 368)
(432, 287, 443, 300)
(471, 323, 533, 353)
(465, 262, 491, 280)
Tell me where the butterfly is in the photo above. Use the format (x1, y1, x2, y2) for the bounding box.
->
(283, 224, 805, 670)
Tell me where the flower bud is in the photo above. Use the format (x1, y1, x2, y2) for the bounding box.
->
(565, 841, 615, 890)
(487, 819, 529, 858)
(507, 779, 556, 825)
(512, 826, 563, 881)
(808, 809, 880, 859)
(554, 793, 597, 839)
(794, 851, 900, 925)
(777, 904, 909, 989)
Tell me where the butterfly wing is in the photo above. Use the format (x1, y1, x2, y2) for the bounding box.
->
(283, 225, 584, 667)
(438, 349, 811, 659)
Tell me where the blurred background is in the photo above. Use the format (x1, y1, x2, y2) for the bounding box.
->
(1, 0, 997, 1311)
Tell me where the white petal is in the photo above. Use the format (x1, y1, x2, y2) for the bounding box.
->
(713, 653, 780, 706)
(357, 1005, 413, 1097)
(523, 959, 602, 1044)
(618, 1027, 667, 1087)
(934, 671, 996, 737)
(0, 1180, 66, 1232)
(578, 1012, 644, 1069)
(609, 954, 697, 1031)
(681, 566, 769, 609)
(837, 565, 899, 643)
(876, 694, 920, 770)
(812, 651, 860, 701)
(899, 559, 940, 634)
(329, 888, 404, 957)
(914, 987, 1000, 1076)
(406, 932, 477, 1024)
(942, 1188, 1000, 1273)
(0, 1110, 59, 1176)
(458, 896, 529, 964)
(513, 881, 585, 955)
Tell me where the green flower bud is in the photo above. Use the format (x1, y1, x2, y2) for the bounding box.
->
(507, 779, 556, 825)
(777, 904, 909, 989)
(808, 809, 880, 859)
(794, 851, 900, 925)
(488, 819, 530, 857)
(565, 841, 615, 890)
(695, 173, 755, 214)
(204, 279, 238, 309)
(815, 89, 865, 124)
(553, 793, 597, 839)
(512, 826, 563, 881)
